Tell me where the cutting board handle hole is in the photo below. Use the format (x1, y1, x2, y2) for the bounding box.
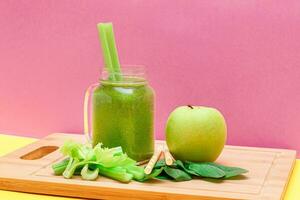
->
(20, 146, 59, 160)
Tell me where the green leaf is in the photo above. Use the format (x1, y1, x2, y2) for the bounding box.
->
(163, 166, 192, 181)
(80, 164, 99, 181)
(93, 143, 136, 168)
(204, 162, 248, 178)
(155, 175, 171, 180)
(136, 168, 164, 182)
(60, 140, 92, 160)
(187, 162, 226, 178)
(154, 159, 166, 169)
(154, 159, 177, 169)
(175, 160, 198, 176)
(74, 166, 83, 175)
(155, 169, 173, 180)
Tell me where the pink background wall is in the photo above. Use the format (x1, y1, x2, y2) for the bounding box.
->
(1, 1, 300, 153)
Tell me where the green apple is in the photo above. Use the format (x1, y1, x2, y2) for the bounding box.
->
(166, 105, 227, 162)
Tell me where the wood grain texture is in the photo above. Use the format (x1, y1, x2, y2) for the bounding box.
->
(0, 133, 296, 200)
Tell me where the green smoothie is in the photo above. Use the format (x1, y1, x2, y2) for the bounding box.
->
(92, 77, 154, 161)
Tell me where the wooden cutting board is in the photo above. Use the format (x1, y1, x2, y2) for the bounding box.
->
(0, 133, 296, 200)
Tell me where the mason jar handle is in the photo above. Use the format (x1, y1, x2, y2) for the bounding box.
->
(83, 83, 99, 144)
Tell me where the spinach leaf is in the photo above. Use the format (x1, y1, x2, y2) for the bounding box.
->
(154, 159, 177, 169)
(175, 160, 198, 176)
(136, 167, 164, 182)
(154, 169, 173, 180)
(204, 162, 248, 178)
(163, 166, 192, 181)
(154, 159, 166, 169)
(156, 175, 172, 180)
(187, 162, 225, 178)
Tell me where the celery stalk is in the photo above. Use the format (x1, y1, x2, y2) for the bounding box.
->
(124, 165, 145, 180)
(105, 23, 122, 80)
(97, 23, 114, 80)
(63, 158, 80, 179)
(97, 23, 122, 81)
(97, 166, 133, 183)
(52, 140, 148, 183)
(52, 158, 69, 175)
(81, 164, 99, 181)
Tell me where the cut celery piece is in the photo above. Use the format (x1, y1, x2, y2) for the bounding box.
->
(53, 140, 146, 183)
(52, 158, 69, 175)
(81, 164, 99, 181)
(124, 165, 145, 180)
(98, 166, 133, 183)
(63, 157, 80, 179)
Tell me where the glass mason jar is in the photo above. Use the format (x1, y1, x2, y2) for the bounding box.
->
(84, 66, 155, 161)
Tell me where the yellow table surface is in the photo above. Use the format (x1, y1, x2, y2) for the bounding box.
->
(0, 134, 299, 200)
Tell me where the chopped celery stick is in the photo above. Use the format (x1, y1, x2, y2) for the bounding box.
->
(53, 140, 144, 183)
(52, 158, 69, 175)
(81, 164, 99, 181)
(97, 166, 133, 183)
(124, 165, 145, 180)
(63, 157, 80, 179)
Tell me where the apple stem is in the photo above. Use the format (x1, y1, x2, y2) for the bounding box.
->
(187, 105, 194, 109)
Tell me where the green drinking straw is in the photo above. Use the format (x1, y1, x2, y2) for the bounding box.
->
(97, 23, 122, 81)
